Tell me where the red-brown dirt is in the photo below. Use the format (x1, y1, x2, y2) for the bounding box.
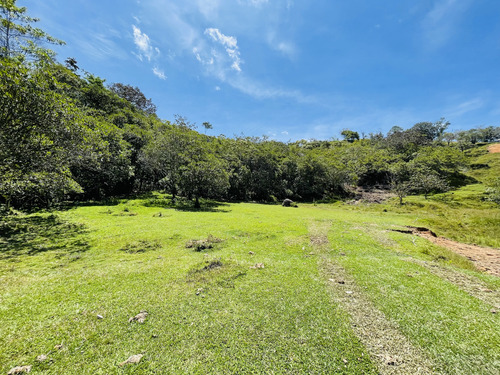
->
(407, 227, 500, 277)
(488, 143, 500, 153)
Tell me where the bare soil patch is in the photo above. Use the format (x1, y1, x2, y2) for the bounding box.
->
(402, 227, 500, 277)
(349, 187, 395, 204)
(488, 143, 500, 153)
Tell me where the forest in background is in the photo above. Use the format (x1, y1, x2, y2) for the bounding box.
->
(1, 0, 500, 210)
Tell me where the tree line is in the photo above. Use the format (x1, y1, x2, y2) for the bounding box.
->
(1, 0, 499, 210)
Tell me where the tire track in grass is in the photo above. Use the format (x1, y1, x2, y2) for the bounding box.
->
(404, 259, 500, 311)
(309, 221, 437, 375)
(363, 225, 500, 310)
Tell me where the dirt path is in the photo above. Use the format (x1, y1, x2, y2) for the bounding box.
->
(488, 143, 500, 153)
(405, 227, 500, 277)
(309, 221, 436, 375)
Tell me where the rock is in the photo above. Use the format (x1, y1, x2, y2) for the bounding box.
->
(36, 354, 48, 362)
(119, 354, 143, 366)
(7, 366, 32, 374)
(129, 311, 148, 323)
(282, 198, 296, 207)
(250, 263, 265, 269)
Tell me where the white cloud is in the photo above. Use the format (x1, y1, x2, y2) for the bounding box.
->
(153, 67, 167, 80)
(215, 86, 221, 91)
(132, 25, 166, 80)
(132, 25, 156, 61)
(205, 28, 242, 72)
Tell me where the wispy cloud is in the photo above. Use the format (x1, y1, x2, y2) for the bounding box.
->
(238, 0, 269, 7)
(421, 0, 472, 48)
(445, 98, 484, 117)
(132, 24, 166, 80)
(196, 0, 221, 19)
(78, 32, 129, 61)
(227, 75, 314, 103)
(153, 67, 167, 80)
(267, 32, 296, 58)
(204, 28, 242, 72)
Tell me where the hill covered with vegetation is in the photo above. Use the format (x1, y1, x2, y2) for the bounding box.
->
(1, 1, 499, 212)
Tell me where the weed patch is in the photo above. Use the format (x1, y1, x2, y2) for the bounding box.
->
(119, 240, 162, 253)
(185, 235, 223, 251)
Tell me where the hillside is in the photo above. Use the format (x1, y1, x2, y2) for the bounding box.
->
(1, 194, 499, 374)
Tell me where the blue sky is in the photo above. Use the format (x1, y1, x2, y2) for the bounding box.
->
(24, 0, 500, 141)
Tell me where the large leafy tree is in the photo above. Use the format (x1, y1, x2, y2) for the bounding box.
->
(0, 60, 92, 208)
(0, 0, 64, 60)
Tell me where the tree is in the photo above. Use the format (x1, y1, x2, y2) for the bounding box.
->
(410, 171, 448, 199)
(389, 163, 411, 205)
(0, 0, 64, 60)
(202, 121, 213, 134)
(442, 132, 456, 146)
(341, 130, 359, 143)
(387, 126, 403, 136)
(109, 83, 157, 115)
(411, 118, 449, 142)
(64, 57, 79, 72)
(0, 59, 91, 208)
(178, 153, 230, 208)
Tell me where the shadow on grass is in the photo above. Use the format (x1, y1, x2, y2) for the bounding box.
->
(0, 214, 90, 260)
(143, 197, 231, 213)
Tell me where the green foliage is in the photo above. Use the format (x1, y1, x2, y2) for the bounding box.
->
(0, 0, 64, 60)
(485, 177, 500, 205)
(341, 129, 359, 142)
(0, 59, 90, 208)
(109, 82, 157, 115)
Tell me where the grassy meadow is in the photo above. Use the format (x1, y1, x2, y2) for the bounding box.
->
(1, 190, 499, 374)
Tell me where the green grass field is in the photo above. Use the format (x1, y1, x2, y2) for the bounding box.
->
(1, 193, 499, 374)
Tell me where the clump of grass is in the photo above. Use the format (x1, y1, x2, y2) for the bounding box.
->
(185, 234, 223, 251)
(119, 239, 162, 253)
